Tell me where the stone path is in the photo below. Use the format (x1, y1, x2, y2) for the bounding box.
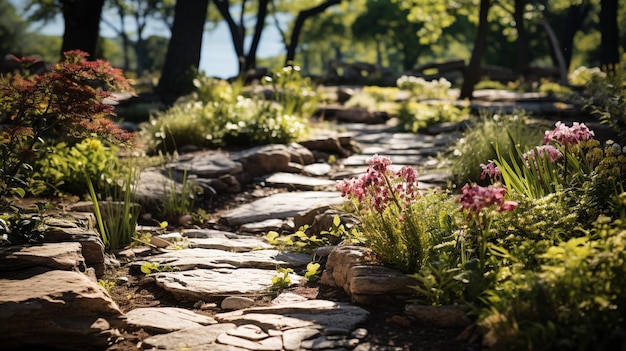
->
(1, 104, 479, 350)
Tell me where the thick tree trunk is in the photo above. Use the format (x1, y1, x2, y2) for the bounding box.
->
(156, 0, 210, 99)
(285, 0, 341, 66)
(513, 0, 529, 76)
(60, 0, 105, 59)
(561, 4, 590, 70)
(600, 0, 620, 73)
(460, 0, 490, 100)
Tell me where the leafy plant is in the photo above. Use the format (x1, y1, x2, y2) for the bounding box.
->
(261, 65, 320, 117)
(0, 50, 134, 212)
(337, 155, 427, 272)
(304, 260, 321, 282)
(0, 202, 50, 246)
(271, 266, 294, 289)
(157, 169, 200, 222)
(140, 262, 180, 275)
(264, 224, 331, 253)
(31, 138, 122, 196)
(443, 112, 543, 185)
(396, 76, 452, 99)
(396, 101, 468, 133)
(97, 279, 116, 292)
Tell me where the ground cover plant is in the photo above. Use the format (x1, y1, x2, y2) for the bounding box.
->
(337, 114, 626, 348)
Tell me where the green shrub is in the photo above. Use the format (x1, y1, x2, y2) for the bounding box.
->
(396, 101, 468, 133)
(396, 76, 452, 99)
(31, 138, 122, 196)
(443, 112, 544, 185)
(0, 50, 133, 212)
(478, 214, 626, 350)
(140, 71, 310, 154)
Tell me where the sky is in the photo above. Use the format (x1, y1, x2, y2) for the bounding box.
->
(18, 3, 286, 79)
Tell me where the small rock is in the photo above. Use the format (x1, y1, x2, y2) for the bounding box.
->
(222, 296, 256, 311)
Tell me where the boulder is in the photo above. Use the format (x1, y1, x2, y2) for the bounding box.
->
(0, 267, 126, 351)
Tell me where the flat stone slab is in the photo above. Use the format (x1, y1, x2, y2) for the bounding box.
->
(263, 172, 336, 190)
(142, 323, 239, 350)
(216, 300, 370, 331)
(133, 248, 311, 270)
(239, 219, 285, 233)
(125, 307, 217, 333)
(181, 230, 273, 252)
(151, 268, 304, 301)
(0, 242, 86, 273)
(172, 152, 243, 178)
(220, 191, 344, 226)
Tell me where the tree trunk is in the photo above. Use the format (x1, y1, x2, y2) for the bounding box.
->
(244, 0, 269, 72)
(214, 0, 245, 74)
(561, 4, 590, 70)
(460, 0, 490, 100)
(513, 0, 529, 76)
(600, 0, 620, 73)
(542, 17, 568, 85)
(60, 0, 105, 59)
(285, 0, 341, 66)
(156, 0, 210, 100)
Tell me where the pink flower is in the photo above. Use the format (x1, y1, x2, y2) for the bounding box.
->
(544, 121, 594, 147)
(480, 160, 501, 180)
(337, 155, 419, 212)
(459, 183, 517, 216)
(523, 145, 563, 168)
(367, 154, 392, 172)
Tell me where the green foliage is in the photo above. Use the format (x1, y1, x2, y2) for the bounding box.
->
(396, 76, 452, 99)
(0, 51, 134, 212)
(31, 138, 122, 197)
(264, 224, 332, 253)
(0, 202, 50, 246)
(157, 169, 201, 221)
(140, 262, 180, 275)
(478, 214, 626, 349)
(261, 65, 320, 117)
(304, 261, 322, 282)
(443, 112, 543, 185)
(580, 70, 626, 143)
(271, 266, 294, 289)
(396, 101, 468, 133)
(537, 81, 571, 95)
(140, 70, 311, 154)
(97, 279, 116, 292)
(87, 169, 140, 251)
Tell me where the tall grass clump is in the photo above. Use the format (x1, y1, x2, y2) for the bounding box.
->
(443, 112, 544, 185)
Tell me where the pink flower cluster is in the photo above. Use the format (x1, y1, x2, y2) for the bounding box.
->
(459, 183, 518, 216)
(480, 160, 501, 180)
(337, 155, 419, 212)
(544, 121, 594, 147)
(522, 145, 563, 168)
